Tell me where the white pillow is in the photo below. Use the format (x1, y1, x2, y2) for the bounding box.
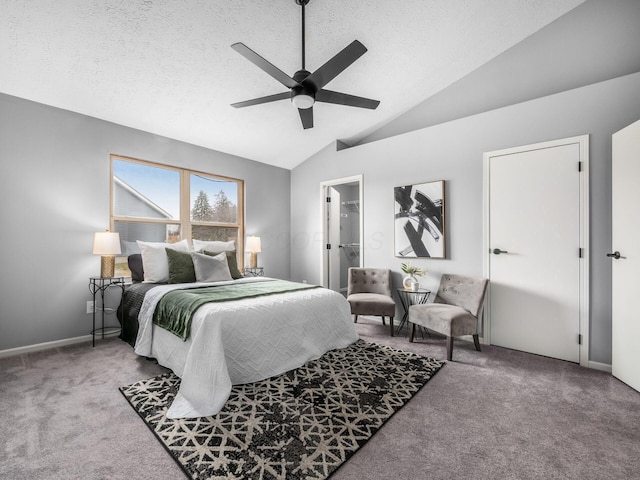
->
(192, 239, 235, 253)
(137, 239, 190, 283)
(191, 251, 232, 283)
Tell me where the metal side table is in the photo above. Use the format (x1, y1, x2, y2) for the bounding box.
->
(243, 267, 264, 277)
(396, 288, 432, 335)
(89, 276, 125, 347)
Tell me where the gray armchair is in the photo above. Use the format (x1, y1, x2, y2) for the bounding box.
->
(409, 273, 488, 361)
(347, 268, 397, 336)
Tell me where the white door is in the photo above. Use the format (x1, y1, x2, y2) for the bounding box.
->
(327, 186, 341, 291)
(612, 119, 640, 392)
(484, 136, 588, 363)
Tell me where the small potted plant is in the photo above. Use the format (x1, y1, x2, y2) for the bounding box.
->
(401, 262, 426, 291)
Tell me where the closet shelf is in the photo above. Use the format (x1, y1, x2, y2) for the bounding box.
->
(341, 200, 360, 213)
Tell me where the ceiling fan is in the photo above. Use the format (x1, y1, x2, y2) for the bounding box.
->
(230, 0, 380, 129)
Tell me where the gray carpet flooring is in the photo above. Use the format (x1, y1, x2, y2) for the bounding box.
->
(1, 318, 639, 480)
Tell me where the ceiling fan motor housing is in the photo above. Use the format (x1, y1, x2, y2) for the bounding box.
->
(291, 70, 316, 108)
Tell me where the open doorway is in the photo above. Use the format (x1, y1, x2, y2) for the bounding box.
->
(321, 175, 363, 295)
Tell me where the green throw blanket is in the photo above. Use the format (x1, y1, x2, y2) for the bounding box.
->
(152, 279, 321, 340)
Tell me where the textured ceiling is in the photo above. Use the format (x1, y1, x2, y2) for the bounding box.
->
(1, 0, 585, 169)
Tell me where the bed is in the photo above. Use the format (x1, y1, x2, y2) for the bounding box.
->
(118, 257, 359, 419)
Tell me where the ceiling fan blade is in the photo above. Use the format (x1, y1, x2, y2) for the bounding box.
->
(298, 107, 313, 129)
(304, 40, 368, 90)
(316, 89, 380, 110)
(231, 43, 299, 89)
(231, 92, 290, 108)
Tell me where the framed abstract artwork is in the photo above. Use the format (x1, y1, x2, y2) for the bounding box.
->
(394, 180, 445, 258)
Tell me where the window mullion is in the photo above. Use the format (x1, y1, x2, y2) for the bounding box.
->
(238, 181, 245, 269)
(112, 216, 176, 224)
(181, 170, 191, 242)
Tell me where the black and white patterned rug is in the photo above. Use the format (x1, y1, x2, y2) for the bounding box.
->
(120, 340, 444, 480)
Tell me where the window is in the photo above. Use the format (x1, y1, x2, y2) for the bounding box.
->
(111, 155, 244, 277)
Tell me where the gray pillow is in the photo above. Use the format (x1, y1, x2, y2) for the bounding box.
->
(203, 250, 243, 279)
(191, 251, 233, 283)
(128, 254, 144, 282)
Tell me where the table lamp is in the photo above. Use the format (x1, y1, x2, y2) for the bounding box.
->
(93, 231, 122, 278)
(246, 236, 261, 268)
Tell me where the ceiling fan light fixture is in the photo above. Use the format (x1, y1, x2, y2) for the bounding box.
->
(292, 94, 315, 109)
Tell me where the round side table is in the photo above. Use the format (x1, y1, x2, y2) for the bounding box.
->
(396, 288, 431, 335)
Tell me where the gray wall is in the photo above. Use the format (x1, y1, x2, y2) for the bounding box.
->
(0, 93, 290, 351)
(291, 72, 640, 365)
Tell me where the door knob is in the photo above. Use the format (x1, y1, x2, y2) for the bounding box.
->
(606, 251, 625, 259)
(492, 248, 508, 255)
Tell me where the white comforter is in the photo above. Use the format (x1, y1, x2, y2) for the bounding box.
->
(134, 277, 359, 419)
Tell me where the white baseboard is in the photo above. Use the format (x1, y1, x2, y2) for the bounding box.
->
(4, 333, 613, 375)
(588, 360, 612, 373)
(0, 335, 93, 359)
(471, 339, 612, 373)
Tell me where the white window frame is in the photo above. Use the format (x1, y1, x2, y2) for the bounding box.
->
(110, 154, 245, 269)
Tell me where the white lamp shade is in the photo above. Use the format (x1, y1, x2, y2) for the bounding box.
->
(246, 236, 262, 253)
(93, 231, 122, 255)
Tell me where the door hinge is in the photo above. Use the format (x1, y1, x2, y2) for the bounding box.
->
(579, 247, 583, 258)
(326, 196, 331, 203)
(578, 161, 582, 172)
(326, 243, 331, 250)
(578, 334, 582, 345)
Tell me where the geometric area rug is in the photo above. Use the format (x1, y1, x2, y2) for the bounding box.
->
(120, 340, 444, 480)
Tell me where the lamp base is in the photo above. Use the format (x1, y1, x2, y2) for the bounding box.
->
(100, 255, 115, 278)
(249, 252, 258, 269)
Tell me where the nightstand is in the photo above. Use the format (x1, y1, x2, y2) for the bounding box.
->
(243, 267, 264, 277)
(88, 276, 125, 347)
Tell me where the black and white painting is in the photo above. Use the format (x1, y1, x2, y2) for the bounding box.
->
(394, 180, 445, 258)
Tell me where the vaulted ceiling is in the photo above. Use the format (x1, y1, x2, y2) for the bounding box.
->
(1, 0, 586, 169)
